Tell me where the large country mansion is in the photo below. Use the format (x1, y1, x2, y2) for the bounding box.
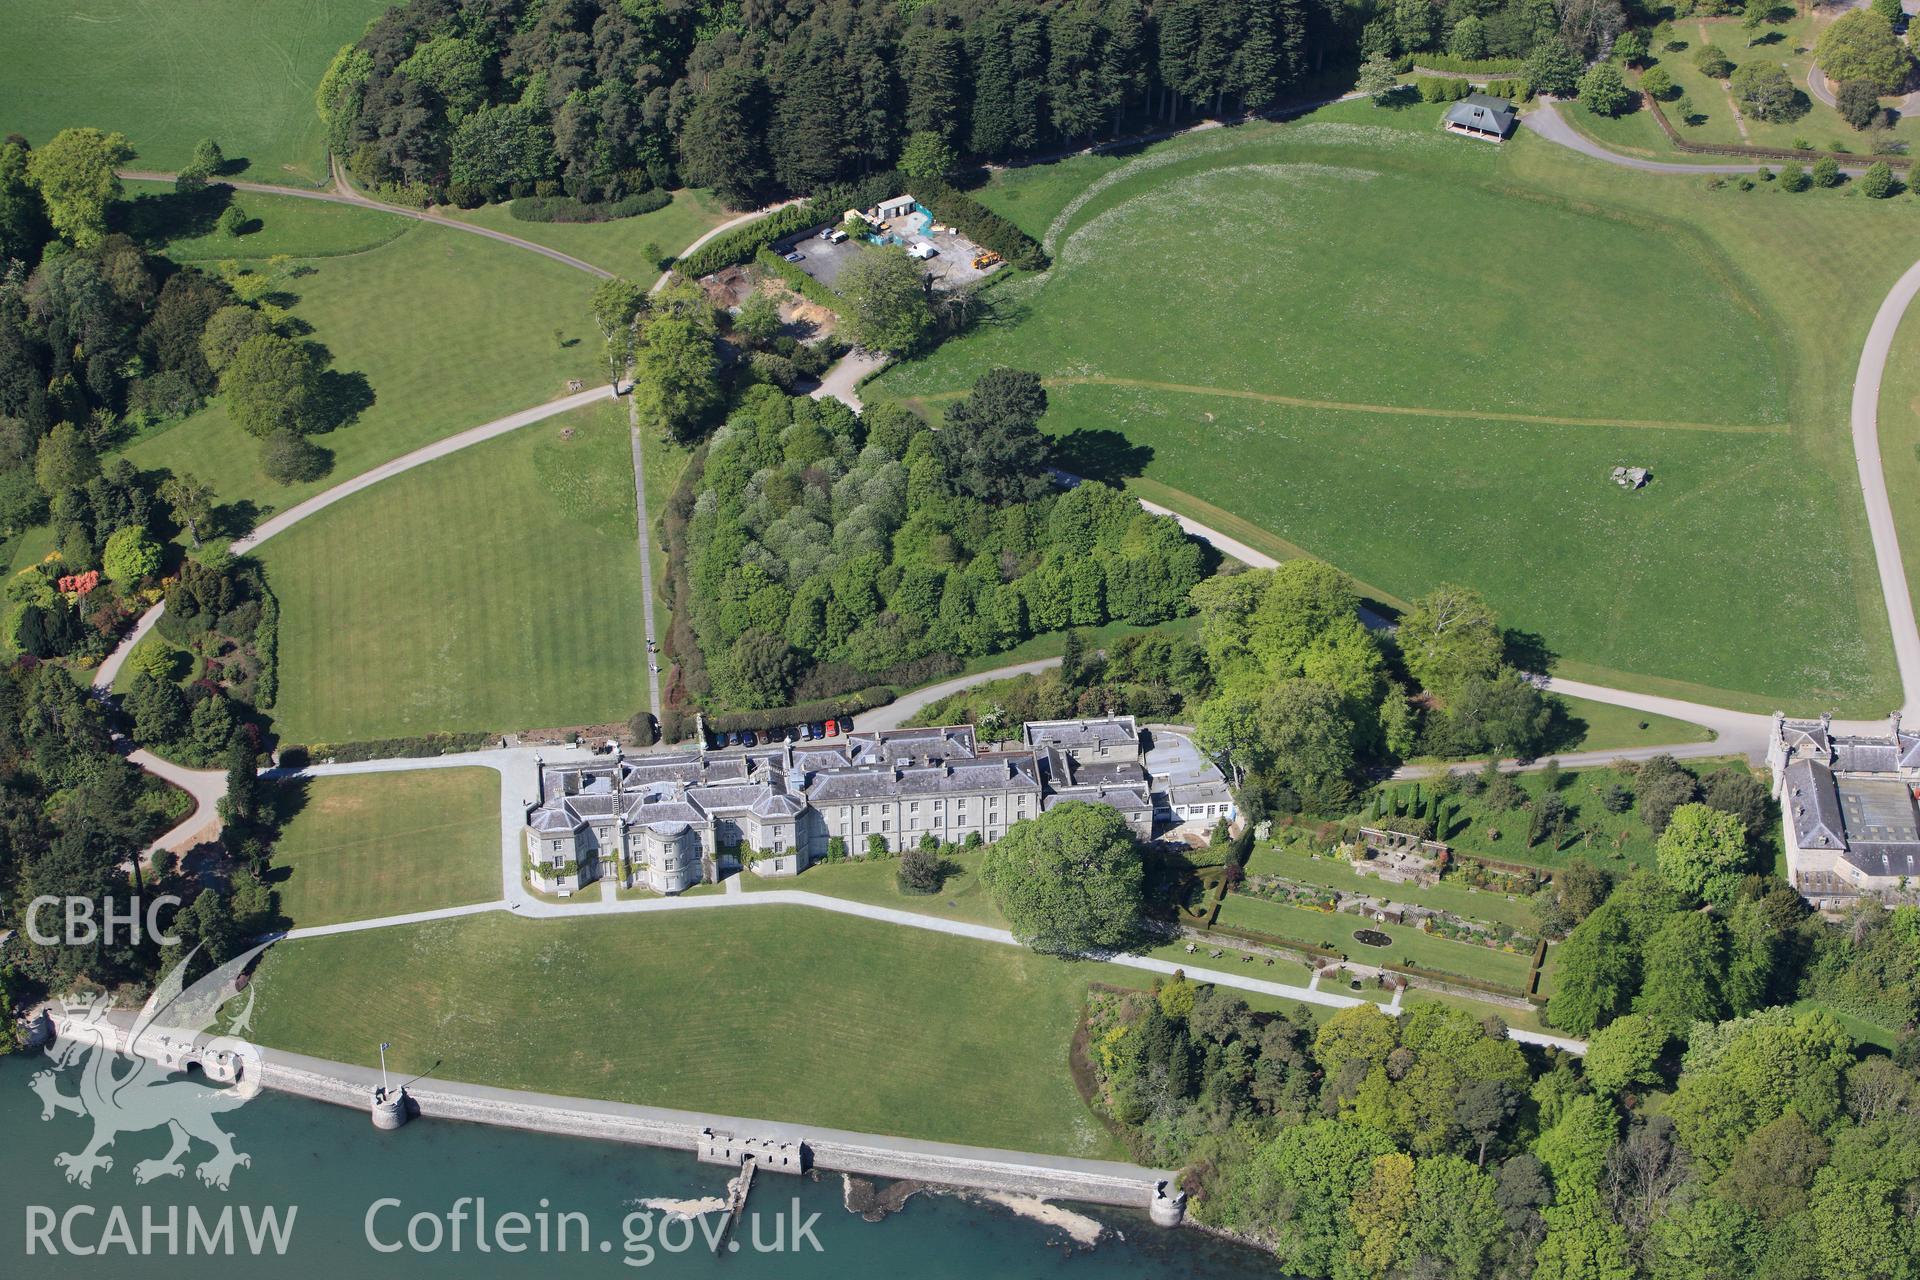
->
(524, 717, 1235, 895)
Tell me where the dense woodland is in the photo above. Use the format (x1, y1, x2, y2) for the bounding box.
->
(673, 370, 1205, 714)
(1089, 981, 1920, 1280)
(322, 0, 1349, 208)
(1190, 563, 1556, 817)
(0, 135, 293, 1034)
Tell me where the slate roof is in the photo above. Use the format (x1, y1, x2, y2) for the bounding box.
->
(528, 720, 1231, 842)
(1025, 717, 1138, 755)
(1444, 94, 1515, 136)
(1783, 758, 1845, 852)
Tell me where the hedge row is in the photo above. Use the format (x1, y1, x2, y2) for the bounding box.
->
(703, 686, 893, 735)
(279, 731, 496, 766)
(754, 244, 840, 308)
(1644, 91, 1912, 168)
(674, 203, 821, 279)
(509, 189, 671, 223)
(1416, 76, 1476, 103)
(919, 181, 1048, 271)
(1405, 53, 1526, 75)
(253, 589, 279, 710)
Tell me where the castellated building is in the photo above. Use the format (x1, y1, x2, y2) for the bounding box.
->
(524, 717, 1236, 896)
(1770, 711, 1920, 911)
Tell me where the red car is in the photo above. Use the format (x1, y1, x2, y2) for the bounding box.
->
(824, 718, 838, 736)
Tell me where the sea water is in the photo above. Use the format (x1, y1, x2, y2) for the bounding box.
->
(0, 1054, 1277, 1277)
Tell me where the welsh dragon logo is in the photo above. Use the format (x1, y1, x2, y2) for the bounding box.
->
(30, 942, 272, 1190)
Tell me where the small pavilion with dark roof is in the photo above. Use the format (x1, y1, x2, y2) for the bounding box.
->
(1444, 93, 1516, 142)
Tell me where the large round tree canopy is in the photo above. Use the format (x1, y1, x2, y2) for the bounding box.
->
(1816, 11, 1912, 94)
(981, 801, 1144, 955)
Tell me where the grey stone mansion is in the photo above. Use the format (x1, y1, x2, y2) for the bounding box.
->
(524, 716, 1236, 895)
(1771, 711, 1920, 910)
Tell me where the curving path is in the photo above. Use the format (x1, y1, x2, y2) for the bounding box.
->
(1851, 255, 1920, 717)
(1519, 95, 1877, 175)
(1520, 95, 1920, 718)
(119, 162, 614, 279)
(99, 183, 805, 852)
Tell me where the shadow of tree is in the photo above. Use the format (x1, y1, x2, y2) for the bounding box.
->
(1052, 427, 1153, 482)
(311, 369, 375, 434)
(1503, 628, 1557, 675)
(112, 184, 233, 245)
(212, 498, 269, 541)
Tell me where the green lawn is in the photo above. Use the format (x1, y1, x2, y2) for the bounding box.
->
(870, 97, 1907, 715)
(245, 907, 1130, 1157)
(1876, 289, 1920, 649)
(1244, 840, 1539, 930)
(1215, 893, 1536, 990)
(1564, 14, 1919, 164)
(269, 769, 501, 928)
(1370, 757, 1762, 875)
(1553, 694, 1714, 754)
(3, 0, 390, 185)
(121, 216, 601, 522)
(637, 410, 690, 636)
(445, 191, 733, 276)
(746, 849, 1010, 927)
(258, 402, 649, 744)
(117, 180, 412, 261)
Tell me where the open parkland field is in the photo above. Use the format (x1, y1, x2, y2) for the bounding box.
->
(872, 97, 1911, 716)
(6, 0, 390, 184)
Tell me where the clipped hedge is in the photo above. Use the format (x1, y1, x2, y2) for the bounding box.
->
(704, 686, 893, 735)
(1417, 76, 1475, 102)
(253, 589, 279, 709)
(280, 731, 496, 766)
(1410, 53, 1526, 75)
(918, 181, 1048, 271)
(754, 244, 839, 307)
(674, 203, 820, 279)
(509, 189, 671, 223)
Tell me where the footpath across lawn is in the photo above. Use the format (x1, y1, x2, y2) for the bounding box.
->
(123, 216, 601, 521)
(246, 907, 1129, 1158)
(744, 850, 1008, 928)
(259, 402, 648, 744)
(446, 191, 732, 277)
(269, 769, 501, 929)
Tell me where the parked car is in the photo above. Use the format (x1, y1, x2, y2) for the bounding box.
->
(741, 730, 758, 747)
(783, 250, 805, 262)
(837, 714, 854, 733)
(824, 718, 838, 736)
(809, 721, 826, 738)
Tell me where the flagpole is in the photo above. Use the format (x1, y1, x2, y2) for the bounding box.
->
(379, 1042, 391, 1096)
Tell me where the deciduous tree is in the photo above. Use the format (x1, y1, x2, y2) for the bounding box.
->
(981, 801, 1143, 954)
(26, 127, 134, 248)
